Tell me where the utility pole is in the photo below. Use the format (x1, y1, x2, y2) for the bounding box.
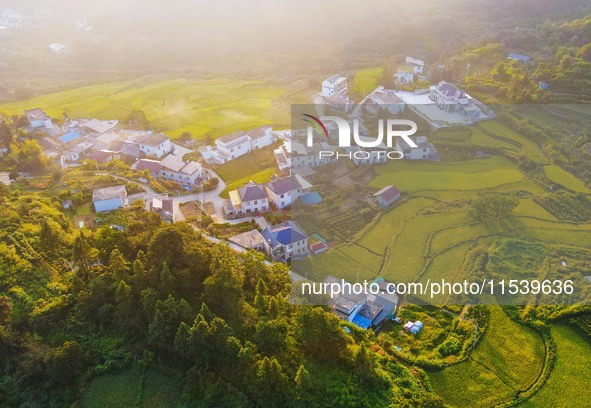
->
(473, 323, 479, 348)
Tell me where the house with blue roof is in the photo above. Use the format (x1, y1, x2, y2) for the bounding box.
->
(508, 53, 532, 63)
(323, 275, 399, 331)
(261, 220, 309, 262)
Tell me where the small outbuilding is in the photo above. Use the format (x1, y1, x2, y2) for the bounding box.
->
(92, 185, 128, 213)
(373, 185, 401, 209)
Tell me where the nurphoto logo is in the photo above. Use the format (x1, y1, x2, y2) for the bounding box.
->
(303, 113, 418, 161)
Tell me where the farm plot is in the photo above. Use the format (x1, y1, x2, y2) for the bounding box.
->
(0, 78, 291, 140)
(370, 157, 524, 193)
(534, 192, 591, 222)
(381, 212, 468, 283)
(543, 165, 591, 194)
(477, 121, 546, 163)
(357, 197, 435, 253)
(429, 307, 545, 408)
(521, 325, 591, 408)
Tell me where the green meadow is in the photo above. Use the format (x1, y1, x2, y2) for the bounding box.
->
(0, 77, 294, 140)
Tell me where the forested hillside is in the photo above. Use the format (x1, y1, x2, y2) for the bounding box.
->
(0, 189, 442, 407)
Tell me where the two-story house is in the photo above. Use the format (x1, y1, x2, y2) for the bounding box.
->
(429, 81, 469, 112)
(265, 174, 310, 209)
(395, 136, 438, 160)
(159, 154, 202, 185)
(246, 125, 276, 150)
(321, 75, 348, 97)
(261, 220, 309, 262)
(227, 181, 269, 216)
(215, 131, 251, 163)
(139, 133, 172, 158)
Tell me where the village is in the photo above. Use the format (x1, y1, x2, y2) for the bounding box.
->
(0, 54, 500, 334)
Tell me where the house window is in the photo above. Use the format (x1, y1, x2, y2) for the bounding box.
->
(280, 194, 284, 198)
(254, 200, 258, 205)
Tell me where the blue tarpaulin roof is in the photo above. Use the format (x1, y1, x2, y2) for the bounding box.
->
(299, 191, 322, 205)
(351, 314, 372, 330)
(58, 131, 81, 143)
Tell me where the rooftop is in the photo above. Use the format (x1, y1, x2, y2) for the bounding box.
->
(83, 119, 119, 134)
(238, 181, 267, 201)
(373, 185, 400, 202)
(261, 220, 307, 247)
(227, 229, 265, 249)
(24, 108, 50, 123)
(266, 175, 303, 195)
(406, 56, 425, 67)
(92, 185, 127, 202)
(141, 133, 169, 147)
(217, 130, 249, 146)
(160, 154, 185, 172)
(136, 159, 162, 173)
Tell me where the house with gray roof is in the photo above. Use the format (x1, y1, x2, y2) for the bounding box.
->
(429, 81, 469, 112)
(159, 154, 202, 186)
(265, 174, 311, 209)
(139, 133, 172, 158)
(226, 181, 269, 217)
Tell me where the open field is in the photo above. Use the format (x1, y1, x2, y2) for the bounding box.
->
(0, 77, 294, 140)
(429, 307, 545, 408)
(215, 144, 279, 197)
(543, 165, 591, 193)
(370, 157, 525, 192)
(350, 67, 383, 95)
(521, 325, 591, 408)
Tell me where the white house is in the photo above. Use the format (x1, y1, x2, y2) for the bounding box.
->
(226, 181, 269, 216)
(246, 125, 276, 150)
(207, 126, 277, 164)
(273, 141, 336, 171)
(146, 197, 174, 223)
(265, 174, 311, 209)
(321, 75, 348, 97)
(365, 86, 405, 115)
(373, 185, 401, 208)
(429, 81, 470, 112)
(92, 185, 128, 212)
(159, 154, 202, 185)
(395, 66, 415, 83)
(261, 221, 309, 262)
(395, 136, 438, 160)
(215, 131, 251, 163)
(405, 56, 425, 74)
(139, 133, 172, 158)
